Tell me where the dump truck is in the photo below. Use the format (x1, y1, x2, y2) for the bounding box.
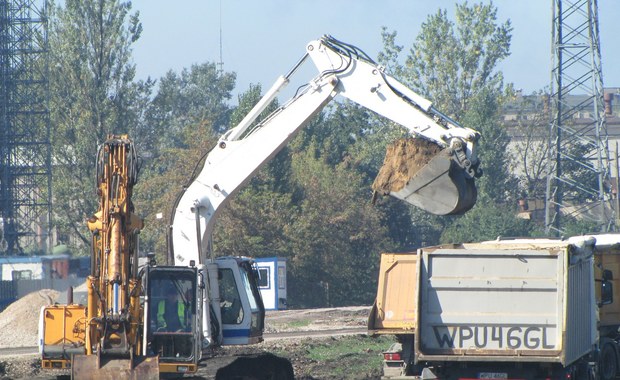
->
(369, 235, 620, 380)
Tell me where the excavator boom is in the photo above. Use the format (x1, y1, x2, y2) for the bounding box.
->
(171, 35, 481, 269)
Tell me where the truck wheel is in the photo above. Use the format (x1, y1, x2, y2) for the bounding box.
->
(600, 343, 617, 380)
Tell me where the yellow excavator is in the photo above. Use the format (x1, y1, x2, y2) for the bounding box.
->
(39, 135, 160, 379)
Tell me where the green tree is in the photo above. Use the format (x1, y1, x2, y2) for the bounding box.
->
(463, 88, 518, 204)
(440, 203, 531, 243)
(49, 0, 145, 252)
(287, 146, 388, 307)
(378, 2, 518, 243)
(212, 84, 297, 259)
(135, 124, 218, 263)
(144, 63, 235, 152)
(400, 2, 512, 117)
(135, 65, 238, 259)
(215, 87, 405, 306)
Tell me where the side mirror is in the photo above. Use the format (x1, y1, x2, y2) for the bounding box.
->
(198, 270, 206, 290)
(600, 270, 614, 307)
(147, 252, 156, 266)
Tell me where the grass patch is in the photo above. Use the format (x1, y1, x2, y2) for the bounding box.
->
(274, 334, 393, 379)
(286, 319, 312, 329)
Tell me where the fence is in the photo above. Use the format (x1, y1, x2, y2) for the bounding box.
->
(0, 276, 86, 311)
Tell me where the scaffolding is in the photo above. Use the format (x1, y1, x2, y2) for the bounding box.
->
(0, 0, 51, 255)
(545, 0, 612, 234)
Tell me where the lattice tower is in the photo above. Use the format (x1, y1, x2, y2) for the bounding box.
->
(0, 0, 51, 254)
(545, 0, 612, 234)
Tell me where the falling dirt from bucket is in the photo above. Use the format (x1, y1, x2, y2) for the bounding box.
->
(372, 137, 444, 194)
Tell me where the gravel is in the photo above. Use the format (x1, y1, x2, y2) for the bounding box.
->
(0, 290, 59, 348)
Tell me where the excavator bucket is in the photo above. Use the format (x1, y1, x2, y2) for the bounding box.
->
(71, 354, 159, 380)
(373, 138, 477, 215)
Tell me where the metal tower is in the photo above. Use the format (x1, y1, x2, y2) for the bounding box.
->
(545, 0, 611, 234)
(0, 0, 51, 255)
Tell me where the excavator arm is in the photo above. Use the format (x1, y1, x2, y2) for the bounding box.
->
(171, 35, 481, 268)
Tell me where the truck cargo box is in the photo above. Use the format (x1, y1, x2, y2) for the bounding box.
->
(415, 241, 596, 367)
(368, 252, 418, 333)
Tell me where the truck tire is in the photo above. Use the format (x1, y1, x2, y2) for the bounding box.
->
(599, 343, 617, 380)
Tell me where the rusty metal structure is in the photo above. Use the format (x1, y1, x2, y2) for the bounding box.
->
(0, 0, 51, 254)
(545, 0, 612, 234)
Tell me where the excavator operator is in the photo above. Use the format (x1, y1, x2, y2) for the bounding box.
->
(157, 286, 187, 332)
(152, 284, 192, 359)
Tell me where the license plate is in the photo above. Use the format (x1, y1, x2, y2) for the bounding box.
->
(478, 373, 508, 379)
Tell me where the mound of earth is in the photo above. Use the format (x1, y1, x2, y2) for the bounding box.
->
(372, 137, 443, 194)
(0, 289, 59, 348)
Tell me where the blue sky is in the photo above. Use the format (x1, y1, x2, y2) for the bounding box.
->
(131, 1, 620, 99)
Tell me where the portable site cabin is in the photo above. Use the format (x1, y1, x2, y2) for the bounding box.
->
(255, 257, 287, 310)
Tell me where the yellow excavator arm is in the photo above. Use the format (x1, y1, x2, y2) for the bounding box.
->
(40, 135, 158, 379)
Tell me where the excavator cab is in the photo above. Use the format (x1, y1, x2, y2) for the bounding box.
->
(216, 257, 265, 345)
(144, 265, 200, 375)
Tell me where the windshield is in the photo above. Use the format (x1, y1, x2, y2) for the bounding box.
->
(240, 267, 258, 311)
(147, 269, 196, 361)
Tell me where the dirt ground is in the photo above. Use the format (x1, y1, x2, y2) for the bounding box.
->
(264, 306, 370, 333)
(0, 305, 391, 379)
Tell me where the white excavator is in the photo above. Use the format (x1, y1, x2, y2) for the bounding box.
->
(165, 35, 481, 376)
(40, 35, 481, 379)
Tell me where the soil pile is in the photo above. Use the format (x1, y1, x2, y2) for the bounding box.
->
(372, 137, 443, 194)
(0, 289, 59, 348)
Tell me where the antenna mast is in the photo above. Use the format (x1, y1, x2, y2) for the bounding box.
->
(217, 0, 224, 74)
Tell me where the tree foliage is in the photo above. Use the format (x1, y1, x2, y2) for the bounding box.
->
(286, 146, 388, 307)
(143, 63, 235, 153)
(440, 203, 532, 243)
(463, 88, 517, 204)
(213, 89, 399, 307)
(212, 83, 294, 259)
(134, 65, 236, 260)
(135, 124, 218, 263)
(402, 2, 512, 117)
(49, 0, 146, 252)
(378, 2, 522, 243)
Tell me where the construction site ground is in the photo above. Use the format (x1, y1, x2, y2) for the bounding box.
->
(0, 291, 388, 379)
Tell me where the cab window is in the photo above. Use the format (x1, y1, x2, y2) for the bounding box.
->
(219, 268, 243, 324)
